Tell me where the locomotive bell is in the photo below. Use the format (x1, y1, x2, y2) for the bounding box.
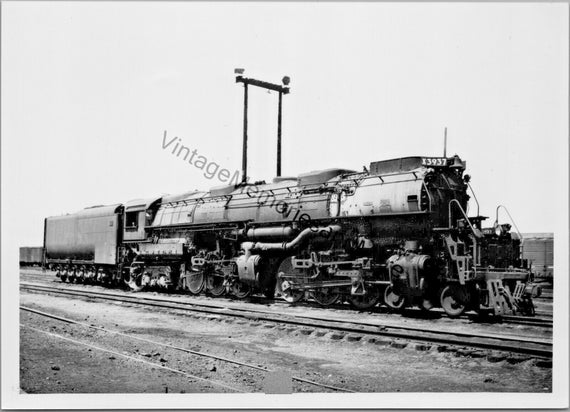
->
(450, 156, 464, 169)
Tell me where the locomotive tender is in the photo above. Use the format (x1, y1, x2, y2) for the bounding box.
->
(44, 154, 539, 317)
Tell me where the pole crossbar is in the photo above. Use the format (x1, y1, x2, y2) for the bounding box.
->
(235, 72, 291, 182)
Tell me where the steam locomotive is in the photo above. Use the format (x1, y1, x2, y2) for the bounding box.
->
(43, 154, 540, 317)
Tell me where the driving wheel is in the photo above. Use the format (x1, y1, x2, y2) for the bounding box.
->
(440, 285, 466, 317)
(384, 285, 406, 310)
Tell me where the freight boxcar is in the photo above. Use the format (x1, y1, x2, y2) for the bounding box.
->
(19, 247, 44, 266)
(522, 233, 554, 279)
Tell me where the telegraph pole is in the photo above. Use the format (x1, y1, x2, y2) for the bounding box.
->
(235, 69, 290, 182)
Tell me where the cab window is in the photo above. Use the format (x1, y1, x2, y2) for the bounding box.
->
(125, 212, 139, 229)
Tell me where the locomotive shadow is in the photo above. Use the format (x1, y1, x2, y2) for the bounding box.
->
(397, 308, 444, 320)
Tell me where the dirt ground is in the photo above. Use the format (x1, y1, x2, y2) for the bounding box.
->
(20, 289, 552, 394)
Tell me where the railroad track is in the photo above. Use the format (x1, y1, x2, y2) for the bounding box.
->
(499, 315, 553, 328)
(20, 272, 554, 328)
(21, 282, 552, 359)
(21, 306, 352, 393)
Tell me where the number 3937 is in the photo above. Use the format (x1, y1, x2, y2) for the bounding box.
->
(421, 157, 448, 167)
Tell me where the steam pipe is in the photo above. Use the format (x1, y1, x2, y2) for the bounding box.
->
(245, 227, 297, 240)
(242, 225, 341, 254)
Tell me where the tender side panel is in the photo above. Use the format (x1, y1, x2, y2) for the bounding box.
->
(78, 214, 119, 265)
(45, 204, 121, 265)
(45, 215, 84, 258)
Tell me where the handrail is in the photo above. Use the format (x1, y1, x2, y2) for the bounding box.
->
(467, 182, 480, 217)
(495, 205, 523, 240)
(495, 205, 524, 260)
(422, 182, 433, 212)
(448, 199, 482, 272)
(448, 199, 482, 238)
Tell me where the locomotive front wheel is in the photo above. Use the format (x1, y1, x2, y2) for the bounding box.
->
(185, 271, 205, 295)
(440, 286, 466, 318)
(384, 285, 406, 310)
(348, 287, 380, 310)
(206, 272, 226, 297)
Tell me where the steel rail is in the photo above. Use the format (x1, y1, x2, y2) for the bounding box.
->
(499, 315, 553, 328)
(20, 272, 553, 328)
(21, 283, 552, 359)
(20, 323, 244, 393)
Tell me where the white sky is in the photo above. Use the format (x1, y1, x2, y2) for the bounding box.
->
(2, 2, 568, 248)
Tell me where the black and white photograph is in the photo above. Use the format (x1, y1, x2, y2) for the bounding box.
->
(1, 1, 568, 409)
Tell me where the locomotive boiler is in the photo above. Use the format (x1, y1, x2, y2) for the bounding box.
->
(44, 154, 539, 317)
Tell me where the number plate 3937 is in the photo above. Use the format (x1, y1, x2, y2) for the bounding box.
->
(421, 157, 448, 167)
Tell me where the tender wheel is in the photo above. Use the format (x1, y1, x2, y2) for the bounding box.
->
(311, 288, 341, 306)
(231, 281, 251, 299)
(384, 285, 406, 310)
(206, 271, 226, 297)
(68, 270, 77, 283)
(76, 267, 86, 284)
(440, 285, 466, 317)
(348, 287, 380, 310)
(185, 271, 205, 295)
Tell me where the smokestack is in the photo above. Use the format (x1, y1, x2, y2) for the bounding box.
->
(443, 127, 447, 158)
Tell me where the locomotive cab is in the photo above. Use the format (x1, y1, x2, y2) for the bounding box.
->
(122, 196, 162, 242)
